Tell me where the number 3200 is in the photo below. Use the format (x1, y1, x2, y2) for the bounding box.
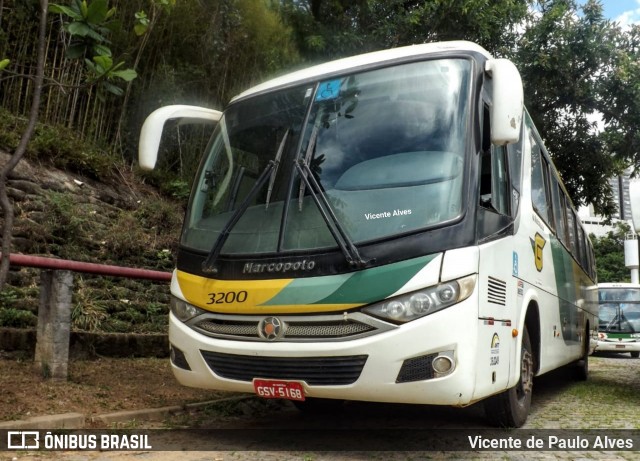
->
(206, 291, 248, 304)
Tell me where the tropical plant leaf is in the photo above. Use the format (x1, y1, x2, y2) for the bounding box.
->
(66, 43, 87, 59)
(48, 4, 83, 20)
(102, 81, 124, 96)
(67, 21, 92, 37)
(111, 68, 137, 82)
(93, 55, 113, 73)
(86, 0, 109, 25)
(92, 44, 112, 57)
(80, 0, 88, 18)
(134, 23, 148, 36)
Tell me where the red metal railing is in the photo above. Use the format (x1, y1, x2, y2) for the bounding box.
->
(4, 253, 171, 281)
(1, 253, 172, 379)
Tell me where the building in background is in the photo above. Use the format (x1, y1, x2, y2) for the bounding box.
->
(579, 169, 633, 238)
(613, 173, 633, 222)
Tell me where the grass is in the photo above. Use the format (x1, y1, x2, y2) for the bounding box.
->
(0, 105, 188, 334)
(5, 182, 181, 333)
(567, 378, 640, 404)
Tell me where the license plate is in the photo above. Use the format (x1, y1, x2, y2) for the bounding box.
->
(615, 344, 626, 349)
(253, 379, 305, 401)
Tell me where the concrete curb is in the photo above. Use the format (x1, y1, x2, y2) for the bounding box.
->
(0, 412, 85, 429)
(96, 396, 251, 425)
(0, 396, 251, 429)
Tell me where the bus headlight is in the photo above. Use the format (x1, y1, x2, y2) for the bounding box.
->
(171, 297, 206, 322)
(363, 275, 476, 323)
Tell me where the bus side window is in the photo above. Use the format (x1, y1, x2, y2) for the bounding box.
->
(550, 176, 567, 245)
(480, 104, 510, 216)
(509, 141, 523, 216)
(530, 131, 552, 226)
(588, 240, 596, 280)
(565, 200, 578, 255)
(576, 220, 588, 270)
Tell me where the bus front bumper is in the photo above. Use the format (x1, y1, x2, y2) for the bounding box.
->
(167, 299, 484, 406)
(594, 339, 640, 354)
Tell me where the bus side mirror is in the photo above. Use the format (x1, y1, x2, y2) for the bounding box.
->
(485, 59, 523, 146)
(139, 105, 222, 170)
(630, 179, 640, 233)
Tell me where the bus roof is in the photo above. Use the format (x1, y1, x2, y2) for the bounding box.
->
(231, 41, 492, 103)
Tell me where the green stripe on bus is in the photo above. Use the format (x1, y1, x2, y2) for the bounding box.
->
(316, 254, 438, 305)
(260, 272, 354, 306)
(550, 237, 576, 303)
(262, 253, 438, 306)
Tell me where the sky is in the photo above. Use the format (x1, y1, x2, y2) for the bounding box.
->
(598, 0, 640, 27)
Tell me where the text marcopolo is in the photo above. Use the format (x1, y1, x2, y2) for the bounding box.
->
(243, 260, 315, 274)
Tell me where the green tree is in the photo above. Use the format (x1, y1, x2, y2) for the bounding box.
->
(119, 0, 299, 176)
(0, 0, 49, 291)
(599, 24, 640, 177)
(591, 222, 633, 283)
(49, 0, 138, 94)
(282, 0, 530, 61)
(0, 0, 137, 290)
(281, 0, 638, 219)
(515, 0, 625, 217)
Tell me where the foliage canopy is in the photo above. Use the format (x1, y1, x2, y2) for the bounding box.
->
(0, 0, 638, 326)
(0, 0, 638, 216)
(591, 222, 633, 283)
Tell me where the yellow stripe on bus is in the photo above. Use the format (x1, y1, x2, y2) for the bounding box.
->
(176, 270, 359, 314)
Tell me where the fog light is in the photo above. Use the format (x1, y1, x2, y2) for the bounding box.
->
(170, 345, 191, 371)
(432, 355, 453, 374)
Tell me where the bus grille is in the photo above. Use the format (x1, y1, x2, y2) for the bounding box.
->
(190, 312, 394, 342)
(200, 351, 368, 385)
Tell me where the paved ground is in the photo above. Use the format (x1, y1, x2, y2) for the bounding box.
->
(523, 352, 640, 430)
(2, 353, 640, 460)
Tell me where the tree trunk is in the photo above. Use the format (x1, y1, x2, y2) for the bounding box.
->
(0, 0, 48, 290)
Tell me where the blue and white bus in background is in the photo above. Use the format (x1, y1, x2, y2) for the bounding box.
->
(596, 283, 640, 358)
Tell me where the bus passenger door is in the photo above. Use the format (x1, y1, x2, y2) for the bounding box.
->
(474, 103, 520, 396)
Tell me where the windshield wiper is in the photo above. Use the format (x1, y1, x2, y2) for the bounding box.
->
(202, 160, 277, 274)
(294, 157, 368, 268)
(266, 129, 289, 209)
(620, 311, 635, 333)
(203, 130, 290, 273)
(604, 316, 618, 332)
(298, 125, 318, 211)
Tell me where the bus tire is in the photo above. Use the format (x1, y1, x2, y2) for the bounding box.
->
(631, 351, 640, 358)
(483, 326, 533, 428)
(573, 326, 589, 381)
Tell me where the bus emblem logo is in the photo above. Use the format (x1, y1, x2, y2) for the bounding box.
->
(530, 233, 546, 272)
(258, 317, 284, 341)
(490, 333, 500, 366)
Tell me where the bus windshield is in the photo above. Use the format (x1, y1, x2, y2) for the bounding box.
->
(598, 287, 640, 334)
(183, 58, 471, 255)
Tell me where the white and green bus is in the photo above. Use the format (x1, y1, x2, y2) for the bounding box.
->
(596, 283, 640, 357)
(139, 41, 598, 427)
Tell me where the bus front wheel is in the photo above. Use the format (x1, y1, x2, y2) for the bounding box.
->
(483, 326, 534, 428)
(631, 351, 640, 358)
